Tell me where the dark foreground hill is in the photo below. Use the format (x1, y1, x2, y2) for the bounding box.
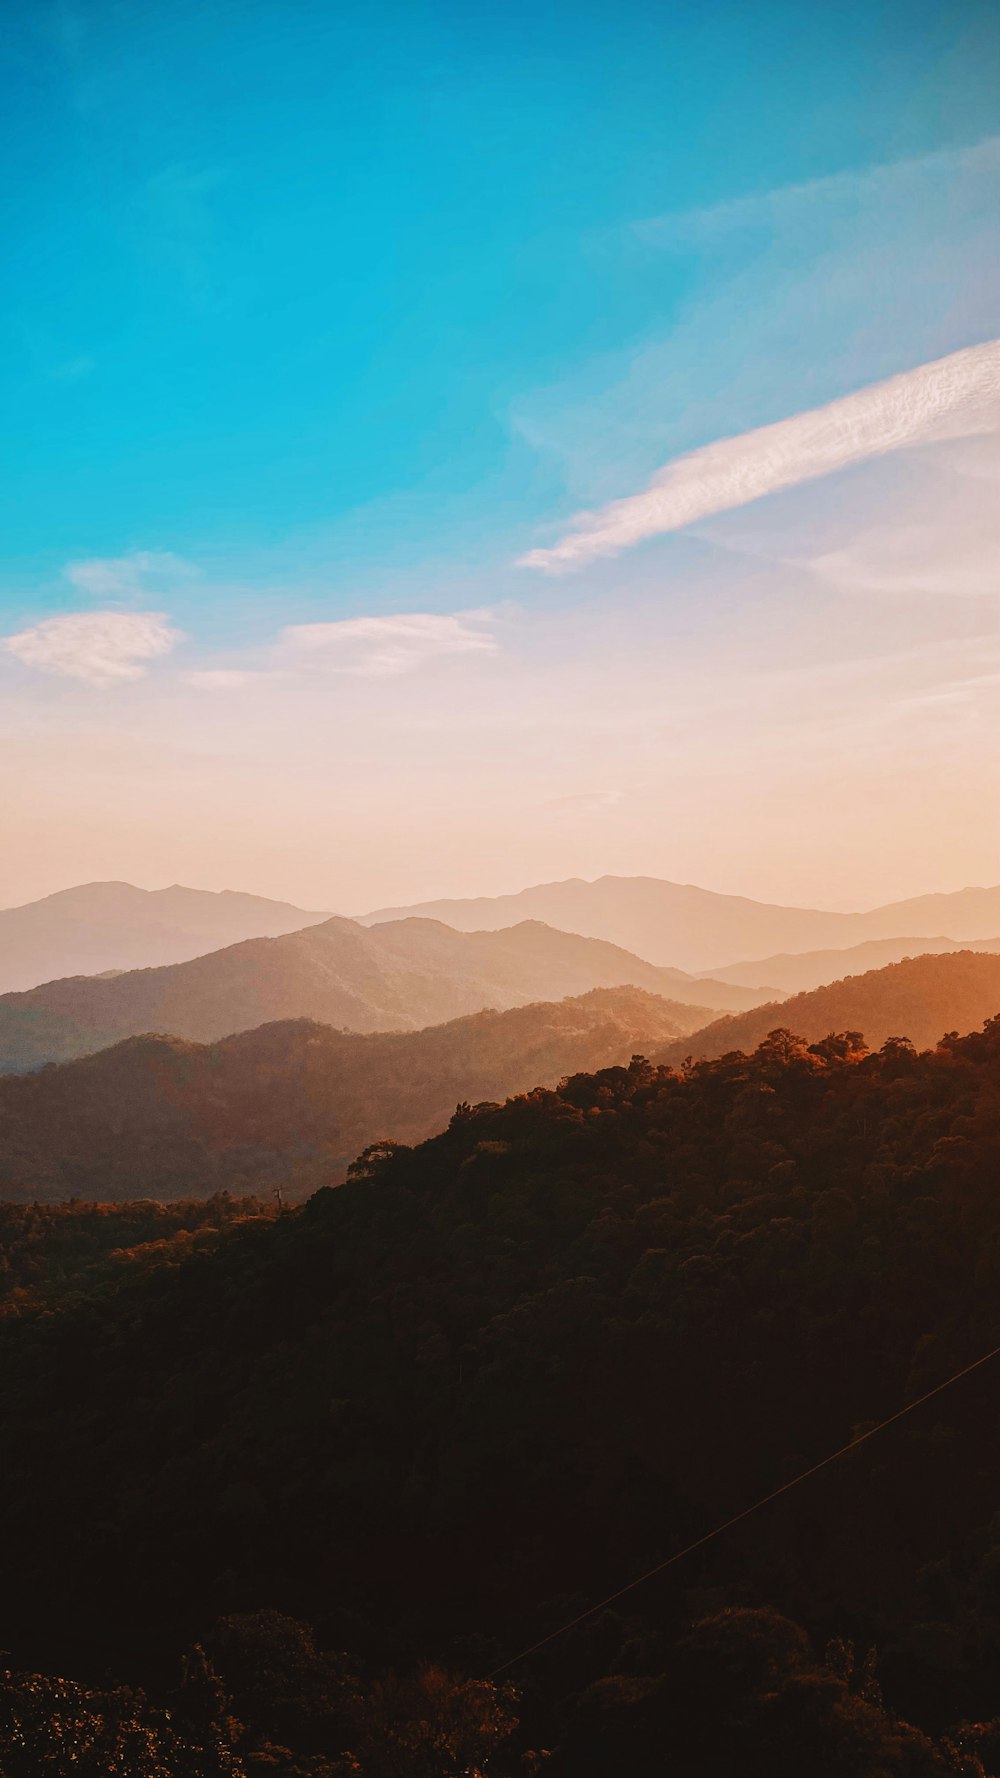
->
(0, 880, 332, 993)
(0, 915, 760, 1073)
(5, 1018, 1000, 1772)
(658, 948, 1000, 1064)
(0, 986, 694, 1201)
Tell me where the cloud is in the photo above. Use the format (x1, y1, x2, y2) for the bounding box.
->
(64, 551, 193, 600)
(519, 340, 1000, 572)
(634, 137, 1000, 250)
(277, 611, 498, 678)
(2, 611, 182, 685)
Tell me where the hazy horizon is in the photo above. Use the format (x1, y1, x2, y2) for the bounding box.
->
(6, 862, 1000, 924)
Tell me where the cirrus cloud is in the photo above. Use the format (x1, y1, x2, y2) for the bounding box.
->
(2, 610, 183, 685)
(520, 339, 1000, 572)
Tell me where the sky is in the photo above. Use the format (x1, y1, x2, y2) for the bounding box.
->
(1, 0, 999, 914)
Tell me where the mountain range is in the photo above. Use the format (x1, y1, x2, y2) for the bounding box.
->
(657, 949, 1000, 1064)
(703, 931, 1000, 994)
(0, 914, 759, 1073)
(8, 875, 1000, 997)
(0, 881, 330, 993)
(362, 874, 1000, 971)
(0, 985, 692, 1201)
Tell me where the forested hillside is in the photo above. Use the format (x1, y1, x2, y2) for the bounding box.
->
(660, 949, 1000, 1063)
(0, 986, 692, 1201)
(6, 1018, 1000, 1771)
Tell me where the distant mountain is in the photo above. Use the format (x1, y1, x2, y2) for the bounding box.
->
(0, 915, 758, 1073)
(0, 986, 694, 1201)
(656, 950, 1000, 1065)
(704, 933, 1000, 994)
(361, 874, 1000, 971)
(0, 881, 331, 993)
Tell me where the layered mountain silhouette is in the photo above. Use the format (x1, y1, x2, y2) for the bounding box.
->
(362, 874, 1000, 971)
(704, 931, 1000, 994)
(656, 949, 1000, 1064)
(0, 915, 763, 1073)
(0, 881, 331, 993)
(0, 985, 694, 1201)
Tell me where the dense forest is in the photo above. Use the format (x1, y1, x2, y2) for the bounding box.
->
(0, 987, 690, 1200)
(6, 1017, 1000, 1769)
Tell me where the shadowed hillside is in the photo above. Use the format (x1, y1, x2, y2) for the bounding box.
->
(0, 916, 761, 1073)
(5, 1018, 1000, 1771)
(0, 986, 695, 1201)
(657, 949, 1000, 1064)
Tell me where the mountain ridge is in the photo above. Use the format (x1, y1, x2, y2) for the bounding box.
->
(0, 914, 760, 1073)
(0, 880, 332, 993)
(701, 931, 1000, 993)
(655, 948, 1000, 1064)
(361, 873, 1000, 970)
(0, 984, 695, 1201)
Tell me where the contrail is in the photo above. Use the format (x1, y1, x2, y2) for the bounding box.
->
(519, 338, 1000, 572)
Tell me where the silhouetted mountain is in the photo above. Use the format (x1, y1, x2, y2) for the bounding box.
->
(704, 932, 1000, 993)
(657, 949, 1000, 1064)
(0, 881, 331, 993)
(6, 1018, 1000, 1773)
(362, 874, 1000, 970)
(0, 986, 695, 1201)
(0, 915, 754, 1073)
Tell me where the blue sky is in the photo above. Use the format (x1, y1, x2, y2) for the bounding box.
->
(3, 0, 997, 612)
(1, 0, 999, 910)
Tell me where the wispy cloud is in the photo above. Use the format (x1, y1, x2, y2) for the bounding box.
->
(634, 137, 1000, 250)
(2, 611, 182, 685)
(64, 551, 194, 601)
(519, 341, 1000, 572)
(276, 611, 498, 678)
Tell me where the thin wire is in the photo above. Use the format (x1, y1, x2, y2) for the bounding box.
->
(487, 1339, 1000, 1680)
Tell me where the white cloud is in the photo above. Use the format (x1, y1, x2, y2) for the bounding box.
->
(64, 551, 193, 600)
(519, 340, 1000, 572)
(277, 611, 498, 677)
(2, 611, 182, 685)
